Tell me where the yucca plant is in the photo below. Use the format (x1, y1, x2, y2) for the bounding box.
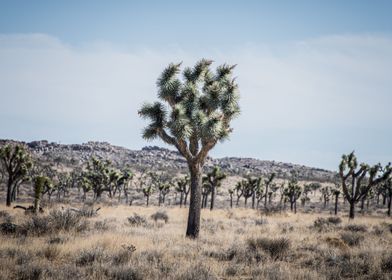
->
(204, 166, 226, 210)
(139, 59, 240, 238)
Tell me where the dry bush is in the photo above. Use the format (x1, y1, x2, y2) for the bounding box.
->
(255, 217, 269, 226)
(345, 224, 368, 232)
(150, 211, 169, 223)
(247, 237, 291, 260)
(0, 222, 18, 235)
(340, 232, 364, 247)
(127, 213, 147, 227)
(381, 253, 392, 272)
(76, 246, 106, 266)
(112, 244, 136, 265)
(313, 217, 341, 231)
(325, 237, 350, 251)
(16, 264, 44, 280)
(109, 266, 143, 280)
(175, 263, 218, 280)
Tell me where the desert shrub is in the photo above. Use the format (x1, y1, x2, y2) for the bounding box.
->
(340, 232, 364, 246)
(325, 237, 349, 251)
(21, 215, 51, 235)
(150, 211, 169, 223)
(345, 224, 367, 232)
(40, 245, 61, 261)
(176, 263, 218, 280)
(48, 235, 68, 244)
(247, 237, 290, 260)
(327, 216, 342, 225)
(0, 210, 12, 222)
(127, 213, 147, 227)
(109, 266, 143, 280)
(0, 222, 18, 235)
(279, 222, 294, 233)
(381, 253, 392, 272)
(380, 222, 392, 233)
(314, 217, 341, 231)
(76, 246, 106, 266)
(112, 245, 136, 265)
(49, 209, 87, 232)
(225, 265, 242, 277)
(94, 220, 110, 231)
(255, 218, 268, 226)
(16, 264, 44, 280)
(324, 251, 373, 278)
(77, 206, 100, 217)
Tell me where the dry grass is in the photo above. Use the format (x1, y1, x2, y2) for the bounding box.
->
(0, 203, 391, 279)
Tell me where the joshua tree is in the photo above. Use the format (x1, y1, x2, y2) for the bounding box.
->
(320, 186, 331, 209)
(204, 166, 226, 210)
(331, 181, 341, 215)
(228, 188, 234, 208)
(85, 157, 112, 199)
(33, 175, 51, 213)
(263, 173, 275, 208)
(301, 184, 313, 207)
(284, 177, 301, 213)
(143, 186, 154, 206)
(138, 60, 240, 238)
(116, 169, 133, 203)
(175, 175, 190, 207)
(0, 144, 33, 206)
(201, 181, 211, 209)
(235, 181, 244, 206)
(339, 151, 391, 219)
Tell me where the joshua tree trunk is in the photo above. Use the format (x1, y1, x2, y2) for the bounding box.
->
(387, 191, 392, 217)
(252, 192, 255, 209)
(180, 192, 184, 208)
(349, 202, 355, 219)
(186, 165, 202, 238)
(334, 194, 339, 215)
(146, 196, 150, 206)
(6, 179, 12, 207)
(210, 186, 215, 210)
(230, 195, 233, 208)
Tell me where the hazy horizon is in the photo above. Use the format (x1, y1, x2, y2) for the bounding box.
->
(1, 1, 392, 170)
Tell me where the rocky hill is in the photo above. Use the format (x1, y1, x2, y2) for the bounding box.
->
(0, 139, 336, 182)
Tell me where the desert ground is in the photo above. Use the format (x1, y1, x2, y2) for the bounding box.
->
(0, 203, 391, 280)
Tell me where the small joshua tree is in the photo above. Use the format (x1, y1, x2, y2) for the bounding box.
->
(384, 178, 392, 216)
(0, 144, 33, 206)
(228, 188, 234, 208)
(204, 166, 226, 210)
(33, 175, 51, 213)
(263, 173, 275, 209)
(139, 60, 240, 238)
(339, 151, 391, 219)
(284, 177, 301, 213)
(320, 186, 332, 209)
(175, 175, 190, 207)
(143, 186, 154, 206)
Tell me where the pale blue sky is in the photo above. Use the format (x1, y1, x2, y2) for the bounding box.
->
(0, 1, 391, 170)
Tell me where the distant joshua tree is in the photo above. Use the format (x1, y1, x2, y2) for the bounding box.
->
(33, 175, 51, 213)
(0, 144, 33, 206)
(204, 166, 226, 210)
(339, 151, 391, 219)
(175, 175, 190, 207)
(284, 176, 301, 214)
(139, 59, 240, 238)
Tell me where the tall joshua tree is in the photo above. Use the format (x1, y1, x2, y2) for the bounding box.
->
(339, 151, 391, 219)
(0, 144, 33, 206)
(139, 59, 240, 238)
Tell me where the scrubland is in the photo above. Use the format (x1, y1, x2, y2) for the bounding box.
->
(0, 204, 391, 280)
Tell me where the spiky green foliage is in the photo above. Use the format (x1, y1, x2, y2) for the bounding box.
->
(85, 157, 112, 200)
(138, 59, 240, 161)
(339, 151, 391, 219)
(0, 144, 33, 206)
